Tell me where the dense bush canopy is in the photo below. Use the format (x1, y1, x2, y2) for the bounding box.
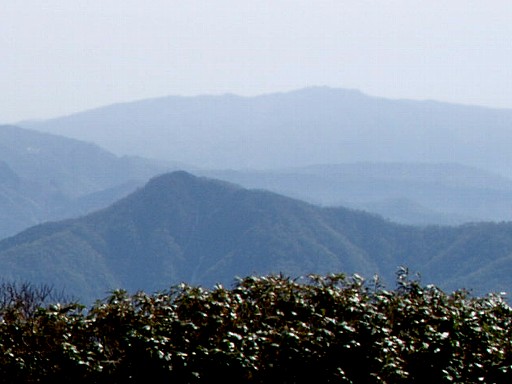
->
(0, 271, 511, 383)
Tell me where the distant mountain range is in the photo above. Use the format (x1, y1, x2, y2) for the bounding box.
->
(200, 163, 512, 225)
(0, 125, 172, 239)
(1, 171, 512, 302)
(4, 89, 512, 303)
(22, 87, 512, 176)
(17, 86, 512, 226)
(8, 122, 512, 244)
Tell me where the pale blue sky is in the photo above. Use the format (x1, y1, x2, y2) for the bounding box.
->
(2, 1, 512, 122)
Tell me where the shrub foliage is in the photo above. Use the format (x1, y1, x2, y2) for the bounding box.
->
(0, 271, 511, 383)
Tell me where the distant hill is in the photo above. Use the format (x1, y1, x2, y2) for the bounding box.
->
(0, 125, 172, 239)
(1, 171, 512, 301)
(21, 87, 512, 225)
(200, 163, 512, 224)
(22, 87, 512, 176)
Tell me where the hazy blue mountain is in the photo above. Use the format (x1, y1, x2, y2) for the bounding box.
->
(22, 87, 512, 177)
(0, 125, 173, 239)
(200, 163, 512, 224)
(1, 171, 512, 302)
(0, 124, 169, 197)
(0, 160, 52, 238)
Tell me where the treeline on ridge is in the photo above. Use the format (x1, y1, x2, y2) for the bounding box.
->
(0, 271, 511, 383)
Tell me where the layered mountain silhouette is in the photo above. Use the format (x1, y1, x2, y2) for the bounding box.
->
(20, 87, 512, 225)
(200, 163, 512, 224)
(6, 121, 512, 240)
(0, 125, 171, 239)
(23, 87, 512, 176)
(1, 171, 512, 302)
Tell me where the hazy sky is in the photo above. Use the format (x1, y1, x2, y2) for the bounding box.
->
(2, 1, 512, 122)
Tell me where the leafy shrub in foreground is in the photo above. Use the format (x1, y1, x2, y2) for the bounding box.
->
(0, 272, 511, 383)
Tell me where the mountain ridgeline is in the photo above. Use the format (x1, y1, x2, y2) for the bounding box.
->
(23, 87, 512, 176)
(0, 124, 172, 239)
(200, 163, 512, 224)
(1, 171, 512, 301)
(18, 88, 512, 225)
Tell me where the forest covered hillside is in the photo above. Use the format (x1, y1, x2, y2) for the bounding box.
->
(1, 171, 512, 301)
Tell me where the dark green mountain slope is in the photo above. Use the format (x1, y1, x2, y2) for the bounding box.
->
(0, 172, 381, 300)
(1, 171, 512, 301)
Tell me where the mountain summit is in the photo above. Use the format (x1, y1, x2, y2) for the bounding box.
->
(23, 87, 512, 175)
(2, 171, 512, 301)
(0, 172, 380, 300)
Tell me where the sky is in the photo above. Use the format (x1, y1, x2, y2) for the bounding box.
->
(2, 1, 512, 123)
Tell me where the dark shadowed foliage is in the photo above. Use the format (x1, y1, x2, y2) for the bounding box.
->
(0, 272, 511, 383)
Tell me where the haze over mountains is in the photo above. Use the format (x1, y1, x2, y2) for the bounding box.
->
(23, 87, 512, 176)
(200, 163, 512, 225)
(3, 87, 512, 300)
(7, 120, 512, 243)
(19, 87, 512, 225)
(0, 124, 172, 239)
(1, 171, 512, 302)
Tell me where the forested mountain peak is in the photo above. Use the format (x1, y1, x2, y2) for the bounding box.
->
(1, 171, 512, 301)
